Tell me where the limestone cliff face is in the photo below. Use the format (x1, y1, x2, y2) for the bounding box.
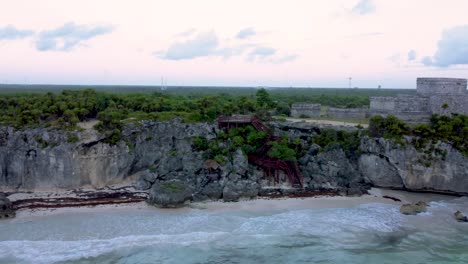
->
(0, 120, 216, 191)
(1, 121, 467, 199)
(359, 136, 468, 195)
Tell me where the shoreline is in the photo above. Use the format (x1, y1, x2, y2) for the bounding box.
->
(7, 187, 461, 220)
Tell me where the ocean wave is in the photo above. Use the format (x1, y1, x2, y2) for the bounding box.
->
(0, 232, 228, 264)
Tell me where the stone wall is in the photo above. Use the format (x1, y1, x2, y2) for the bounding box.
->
(370, 77, 467, 123)
(290, 103, 321, 117)
(429, 95, 468, 115)
(394, 95, 430, 112)
(370, 96, 396, 114)
(327, 107, 369, 119)
(417, 78, 467, 95)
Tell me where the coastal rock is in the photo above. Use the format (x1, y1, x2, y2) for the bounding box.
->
(300, 148, 367, 194)
(358, 154, 404, 188)
(360, 136, 468, 195)
(400, 201, 427, 215)
(223, 180, 259, 202)
(148, 179, 194, 208)
(0, 120, 216, 191)
(197, 180, 223, 200)
(454, 211, 468, 222)
(0, 194, 15, 219)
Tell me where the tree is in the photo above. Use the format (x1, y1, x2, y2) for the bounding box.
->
(267, 140, 297, 161)
(256, 88, 274, 109)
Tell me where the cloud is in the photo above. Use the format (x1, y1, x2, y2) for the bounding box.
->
(407, 50, 416, 61)
(35, 22, 114, 51)
(216, 44, 254, 59)
(158, 29, 295, 63)
(352, 0, 376, 15)
(159, 31, 219, 60)
(0, 25, 34, 40)
(247, 46, 276, 61)
(273, 54, 298, 64)
(421, 56, 433, 66)
(422, 25, 468, 67)
(236, 27, 256, 39)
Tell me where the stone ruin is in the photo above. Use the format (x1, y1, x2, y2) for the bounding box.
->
(289, 78, 467, 123)
(290, 103, 321, 117)
(370, 78, 468, 123)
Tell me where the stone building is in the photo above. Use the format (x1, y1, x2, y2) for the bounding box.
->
(290, 103, 321, 117)
(326, 107, 369, 119)
(370, 78, 468, 123)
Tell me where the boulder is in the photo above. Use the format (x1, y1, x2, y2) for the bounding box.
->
(223, 180, 259, 202)
(0, 194, 15, 219)
(199, 181, 223, 200)
(454, 211, 468, 222)
(148, 179, 194, 208)
(400, 201, 427, 215)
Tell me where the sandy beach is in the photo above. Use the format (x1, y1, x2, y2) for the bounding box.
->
(10, 188, 460, 220)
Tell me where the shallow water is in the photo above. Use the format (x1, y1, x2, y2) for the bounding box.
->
(0, 198, 467, 264)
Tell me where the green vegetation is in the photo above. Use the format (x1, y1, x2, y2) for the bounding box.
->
(312, 129, 363, 158)
(67, 134, 79, 143)
(192, 126, 302, 163)
(369, 114, 468, 157)
(368, 115, 409, 141)
(1, 85, 465, 158)
(35, 136, 48, 149)
(165, 182, 178, 193)
(0, 85, 415, 131)
(267, 138, 298, 161)
(148, 165, 157, 173)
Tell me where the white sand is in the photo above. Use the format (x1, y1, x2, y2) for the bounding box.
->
(11, 188, 459, 220)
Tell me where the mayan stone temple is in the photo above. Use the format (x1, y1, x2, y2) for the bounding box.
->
(370, 78, 468, 123)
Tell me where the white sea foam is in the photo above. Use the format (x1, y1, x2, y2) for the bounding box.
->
(0, 232, 228, 264)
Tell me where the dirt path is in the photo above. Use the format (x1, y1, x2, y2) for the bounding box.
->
(283, 117, 369, 128)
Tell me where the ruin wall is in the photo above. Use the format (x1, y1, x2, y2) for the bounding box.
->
(429, 95, 468, 115)
(417, 78, 467, 96)
(327, 107, 369, 119)
(290, 103, 321, 117)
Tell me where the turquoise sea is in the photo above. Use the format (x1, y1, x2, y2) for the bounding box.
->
(0, 197, 467, 264)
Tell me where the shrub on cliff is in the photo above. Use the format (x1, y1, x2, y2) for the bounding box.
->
(312, 129, 362, 158)
(369, 115, 409, 139)
(369, 114, 468, 157)
(267, 139, 297, 161)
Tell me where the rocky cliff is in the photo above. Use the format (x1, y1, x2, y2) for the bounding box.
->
(0, 120, 467, 209)
(0, 120, 216, 191)
(359, 136, 468, 195)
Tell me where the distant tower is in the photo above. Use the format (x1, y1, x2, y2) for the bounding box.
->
(348, 77, 352, 89)
(378, 85, 382, 89)
(161, 77, 167, 91)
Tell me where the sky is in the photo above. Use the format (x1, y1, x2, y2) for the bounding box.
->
(0, 0, 468, 88)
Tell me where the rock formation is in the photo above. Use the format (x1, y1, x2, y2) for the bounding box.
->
(0, 193, 15, 219)
(400, 201, 427, 215)
(454, 211, 468, 222)
(359, 136, 468, 195)
(0, 119, 467, 208)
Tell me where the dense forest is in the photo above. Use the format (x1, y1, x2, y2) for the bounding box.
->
(0, 85, 415, 130)
(0, 86, 466, 159)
